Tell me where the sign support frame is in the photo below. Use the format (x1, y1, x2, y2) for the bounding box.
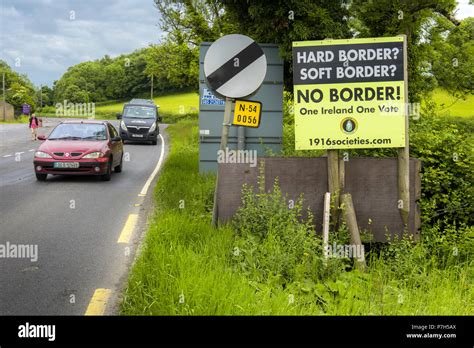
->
(327, 149, 340, 226)
(211, 97, 234, 226)
(397, 34, 410, 226)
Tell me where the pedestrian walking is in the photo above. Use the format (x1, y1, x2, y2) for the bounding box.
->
(29, 113, 39, 141)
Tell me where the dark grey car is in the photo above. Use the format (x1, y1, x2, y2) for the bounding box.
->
(117, 99, 162, 145)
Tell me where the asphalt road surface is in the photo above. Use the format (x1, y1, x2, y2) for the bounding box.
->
(0, 118, 168, 315)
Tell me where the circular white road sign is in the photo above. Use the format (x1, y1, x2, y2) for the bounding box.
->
(204, 34, 267, 98)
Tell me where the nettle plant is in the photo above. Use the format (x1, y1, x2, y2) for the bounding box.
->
(231, 177, 348, 288)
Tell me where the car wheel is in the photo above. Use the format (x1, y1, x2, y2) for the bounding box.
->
(101, 159, 112, 181)
(151, 139, 157, 145)
(114, 155, 123, 173)
(36, 173, 47, 181)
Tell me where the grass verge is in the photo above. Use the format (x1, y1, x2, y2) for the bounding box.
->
(0, 115, 29, 123)
(120, 118, 473, 315)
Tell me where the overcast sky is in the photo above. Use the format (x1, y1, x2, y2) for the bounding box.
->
(0, 0, 472, 87)
(0, 0, 163, 87)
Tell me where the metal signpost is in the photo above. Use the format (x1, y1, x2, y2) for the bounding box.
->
(204, 34, 267, 226)
(198, 43, 283, 173)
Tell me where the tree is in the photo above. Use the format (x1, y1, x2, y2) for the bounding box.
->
(429, 17, 474, 98)
(62, 85, 88, 103)
(156, 0, 351, 89)
(39, 85, 54, 106)
(0, 60, 37, 111)
(145, 41, 199, 91)
(9, 82, 36, 111)
(223, 0, 351, 86)
(151, 0, 235, 92)
(350, 0, 458, 102)
(154, 0, 233, 45)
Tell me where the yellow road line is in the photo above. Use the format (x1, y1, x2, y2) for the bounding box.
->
(84, 288, 111, 315)
(117, 213, 138, 244)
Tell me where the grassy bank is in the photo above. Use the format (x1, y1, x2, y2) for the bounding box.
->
(120, 118, 473, 315)
(37, 91, 199, 122)
(426, 89, 474, 118)
(0, 115, 29, 124)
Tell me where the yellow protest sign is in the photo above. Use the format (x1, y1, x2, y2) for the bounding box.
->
(293, 37, 406, 150)
(233, 100, 262, 128)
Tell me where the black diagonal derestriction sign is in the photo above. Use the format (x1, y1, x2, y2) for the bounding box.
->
(204, 34, 267, 98)
(206, 42, 264, 90)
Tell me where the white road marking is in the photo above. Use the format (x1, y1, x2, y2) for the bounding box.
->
(139, 134, 165, 196)
(2, 149, 36, 158)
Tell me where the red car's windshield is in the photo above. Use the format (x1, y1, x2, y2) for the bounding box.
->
(48, 123, 107, 141)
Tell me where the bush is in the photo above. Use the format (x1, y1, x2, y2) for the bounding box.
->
(410, 114, 473, 236)
(282, 92, 473, 241)
(232, 177, 347, 288)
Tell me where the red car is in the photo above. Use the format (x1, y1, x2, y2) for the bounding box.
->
(33, 120, 124, 181)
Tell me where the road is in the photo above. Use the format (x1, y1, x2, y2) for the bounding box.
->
(0, 118, 168, 315)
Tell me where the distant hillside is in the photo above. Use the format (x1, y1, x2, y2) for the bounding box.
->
(53, 41, 198, 105)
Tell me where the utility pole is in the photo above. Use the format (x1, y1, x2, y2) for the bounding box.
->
(150, 75, 154, 100)
(39, 84, 42, 111)
(2, 72, 5, 121)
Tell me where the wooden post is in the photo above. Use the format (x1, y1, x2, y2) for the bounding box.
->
(338, 151, 345, 193)
(211, 97, 233, 226)
(322, 192, 331, 260)
(336, 151, 346, 229)
(341, 193, 366, 272)
(398, 34, 409, 226)
(327, 149, 339, 226)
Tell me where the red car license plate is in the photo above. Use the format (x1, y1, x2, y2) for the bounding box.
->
(53, 162, 80, 169)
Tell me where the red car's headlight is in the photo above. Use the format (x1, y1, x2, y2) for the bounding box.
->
(35, 151, 52, 158)
(83, 152, 105, 159)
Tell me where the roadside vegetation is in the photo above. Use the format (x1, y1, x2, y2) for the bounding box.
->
(1, 0, 471, 314)
(0, 115, 30, 124)
(120, 1, 473, 316)
(121, 107, 473, 315)
(34, 91, 198, 123)
(94, 91, 198, 123)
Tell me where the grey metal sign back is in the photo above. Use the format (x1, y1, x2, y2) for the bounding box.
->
(204, 34, 267, 98)
(199, 42, 283, 173)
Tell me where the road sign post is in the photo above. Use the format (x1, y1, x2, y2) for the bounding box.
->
(204, 34, 267, 226)
(211, 96, 233, 226)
